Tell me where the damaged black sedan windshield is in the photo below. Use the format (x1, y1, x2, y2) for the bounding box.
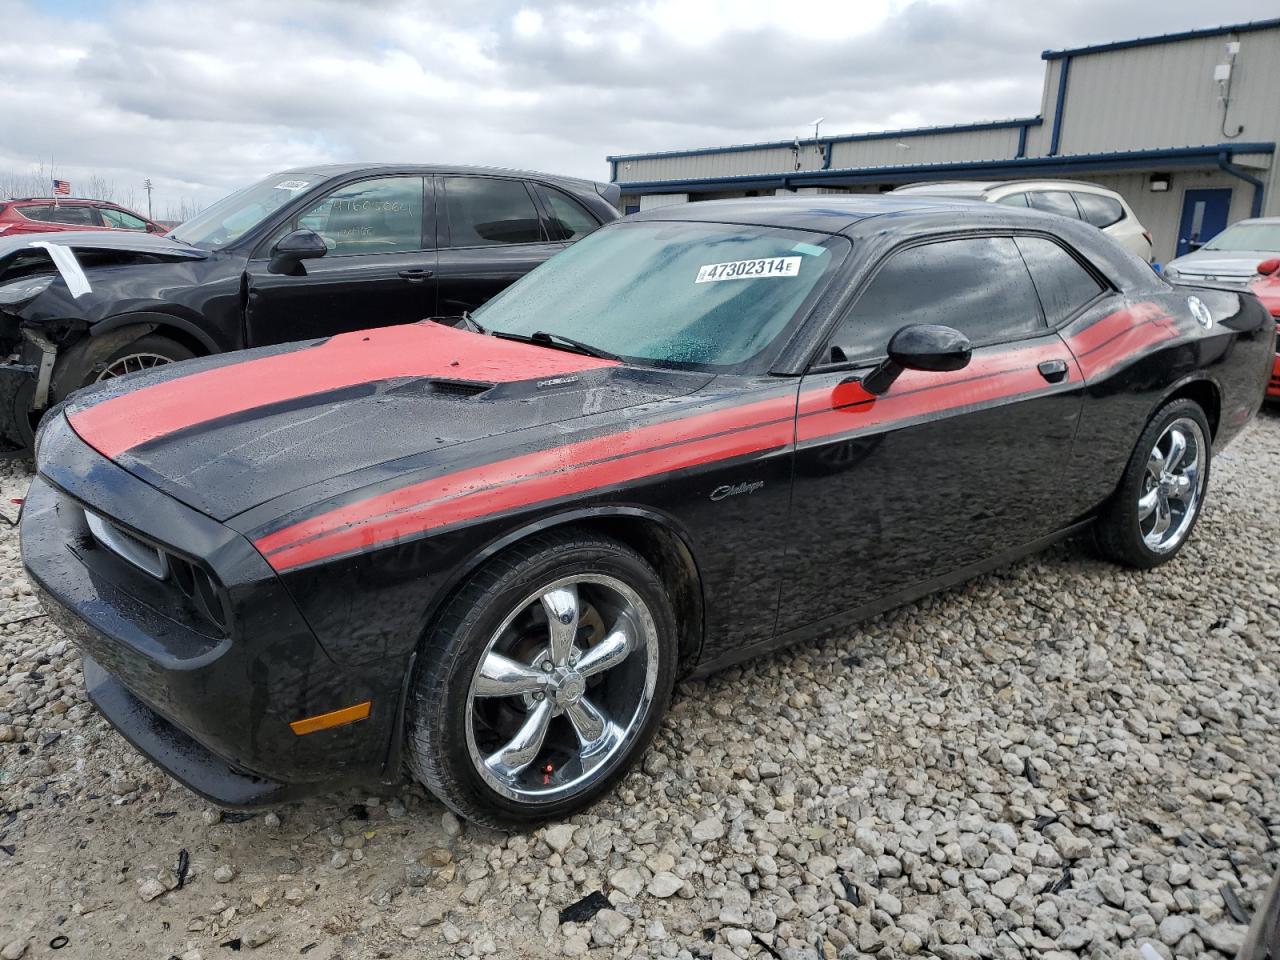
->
(168, 174, 318, 249)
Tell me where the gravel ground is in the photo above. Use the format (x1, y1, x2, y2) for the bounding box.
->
(1, 410, 1278, 960)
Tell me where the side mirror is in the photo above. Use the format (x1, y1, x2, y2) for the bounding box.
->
(269, 228, 328, 275)
(1258, 258, 1280, 277)
(861, 324, 972, 396)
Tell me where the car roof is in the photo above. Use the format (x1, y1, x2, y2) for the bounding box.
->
(272, 162, 611, 189)
(624, 194, 1042, 234)
(3, 197, 107, 205)
(894, 178, 1119, 196)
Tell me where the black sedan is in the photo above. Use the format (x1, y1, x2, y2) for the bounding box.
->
(21, 196, 1272, 827)
(0, 163, 619, 452)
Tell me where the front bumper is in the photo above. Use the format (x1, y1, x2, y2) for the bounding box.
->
(21, 414, 403, 806)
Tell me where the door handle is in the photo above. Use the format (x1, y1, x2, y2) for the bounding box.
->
(1037, 359, 1069, 383)
(398, 268, 433, 283)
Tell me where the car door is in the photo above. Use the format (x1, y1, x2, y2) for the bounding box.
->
(778, 234, 1085, 631)
(243, 175, 437, 346)
(433, 175, 566, 318)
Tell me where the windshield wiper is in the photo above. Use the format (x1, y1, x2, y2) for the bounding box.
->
(493, 329, 620, 362)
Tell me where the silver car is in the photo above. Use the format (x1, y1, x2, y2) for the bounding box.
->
(1162, 217, 1280, 287)
(891, 179, 1154, 262)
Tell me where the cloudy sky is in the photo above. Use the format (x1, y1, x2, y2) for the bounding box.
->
(2, 0, 1275, 216)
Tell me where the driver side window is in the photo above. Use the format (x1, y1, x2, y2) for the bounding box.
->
(285, 177, 425, 256)
(827, 236, 1046, 362)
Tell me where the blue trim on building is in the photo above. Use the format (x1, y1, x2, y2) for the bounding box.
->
(1048, 56, 1070, 157)
(606, 117, 1043, 165)
(1218, 154, 1267, 218)
(615, 143, 1276, 196)
(1042, 17, 1280, 60)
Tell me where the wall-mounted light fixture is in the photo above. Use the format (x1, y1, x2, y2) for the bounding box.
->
(1149, 173, 1170, 192)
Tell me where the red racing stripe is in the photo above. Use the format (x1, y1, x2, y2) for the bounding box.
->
(262, 418, 795, 571)
(798, 340, 1066, 444)
(1068, 306, 1180, 380)
(68, 323, 618, 460)
(257, 343, 1069, 570)
(256, 306, 1181, 571)
(255, 392, 799, 561)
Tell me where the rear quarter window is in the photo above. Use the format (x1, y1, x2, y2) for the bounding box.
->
(1072, 192, 1125, 229)
(995, 193, 1030, 207)
(535, 185, 600, 241)
(1014, 236, 1106, 326)
(1028, 191, 1081, 220)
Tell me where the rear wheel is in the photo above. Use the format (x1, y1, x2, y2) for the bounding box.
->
(1093, 398, 1211, 568)
(405, 531, 677, 828)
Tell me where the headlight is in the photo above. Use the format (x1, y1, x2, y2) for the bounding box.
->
(1162, 266, 1180, 281)
(0, 274, 55, 306)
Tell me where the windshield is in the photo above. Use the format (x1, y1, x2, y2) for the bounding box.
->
(473, 220, 842, 370)
(169, 174, 318, 249)
(1203, 222, 1280, 252)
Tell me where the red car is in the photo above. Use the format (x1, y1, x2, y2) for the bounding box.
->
(1250, 258, 1280, 399)
(0, 198, 167, 237)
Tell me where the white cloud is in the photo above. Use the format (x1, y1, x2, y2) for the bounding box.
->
(1, 0, 1275, 219)
(513, 8, 544, 37)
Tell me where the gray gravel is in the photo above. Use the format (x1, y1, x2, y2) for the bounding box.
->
(2, 410, 1279, 960)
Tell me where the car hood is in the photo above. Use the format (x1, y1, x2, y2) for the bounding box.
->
(0, 231, 212, 328)
(0, 230, 207, 263)
(1166, 248, 1276, 279)
(62, 322, 711, 522)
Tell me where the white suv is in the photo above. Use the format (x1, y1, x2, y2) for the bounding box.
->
(891, 179, 1154, 262)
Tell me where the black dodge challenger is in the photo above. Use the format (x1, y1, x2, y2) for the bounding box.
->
(20, 196, 1273, 826)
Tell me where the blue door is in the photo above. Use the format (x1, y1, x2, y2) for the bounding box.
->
(1176, 188, 1232, 257)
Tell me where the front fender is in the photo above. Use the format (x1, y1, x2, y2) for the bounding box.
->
(90, 311, 219, 354)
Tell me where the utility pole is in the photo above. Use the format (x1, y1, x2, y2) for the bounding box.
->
(144, 178, 153, 219)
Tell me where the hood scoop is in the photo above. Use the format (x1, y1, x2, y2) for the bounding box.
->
(380, 377, 494, 400)
(425, 378, 493, 398)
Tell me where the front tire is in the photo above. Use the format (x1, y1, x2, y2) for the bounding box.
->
(1093, 398, 1211, 569)
(405, 531, 677, 828)
(51, 332, 195, 401)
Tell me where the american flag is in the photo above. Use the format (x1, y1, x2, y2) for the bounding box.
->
(51, 179, 71, 196)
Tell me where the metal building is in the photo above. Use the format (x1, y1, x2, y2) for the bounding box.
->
(607, 17, 1280, 264)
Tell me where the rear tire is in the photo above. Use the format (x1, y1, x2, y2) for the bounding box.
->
(1092, 398, 1211, 569)
(405, 531, 677, 829)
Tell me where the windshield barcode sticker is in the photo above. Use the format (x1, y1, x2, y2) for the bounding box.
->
(696, 256, 801, 283)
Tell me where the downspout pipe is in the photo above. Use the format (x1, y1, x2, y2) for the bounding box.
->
(1218, 151, 1266, 217)
(822, 141, 833, 170)
(1048, 56, 1071, 157)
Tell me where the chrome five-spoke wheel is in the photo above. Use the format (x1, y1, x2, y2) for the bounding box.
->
(464, 574, 658, 804)
(1138, 416, 1206, 554)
